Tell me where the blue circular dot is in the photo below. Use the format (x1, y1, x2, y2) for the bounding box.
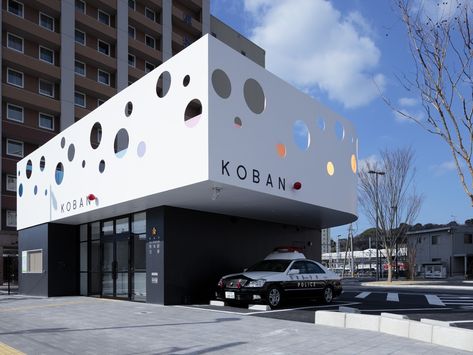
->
(19, 184, 23, 197)
(34, 185, 38, 195)
(45, 189, 48, 196)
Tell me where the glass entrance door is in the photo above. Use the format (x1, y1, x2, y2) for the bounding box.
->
(102, 236, 130, 299)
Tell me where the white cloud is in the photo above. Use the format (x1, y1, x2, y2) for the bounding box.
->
(394, 97, 424, 123)
(359, 154, 380, 172)
(398, 97, 417, 107)
(430, 160, 461, 176)
(243, 0, 385, 108)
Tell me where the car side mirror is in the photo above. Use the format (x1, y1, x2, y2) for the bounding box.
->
(243, 268, 248, 272)
(288, 269, 299, 275)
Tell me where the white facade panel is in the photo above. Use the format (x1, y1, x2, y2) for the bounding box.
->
(17, 35, 357, 230)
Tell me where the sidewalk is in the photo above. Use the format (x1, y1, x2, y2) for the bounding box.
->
(0, 295, 469, 354)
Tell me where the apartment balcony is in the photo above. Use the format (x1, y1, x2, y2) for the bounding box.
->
(129, 9, 162, 38)
(2, 48, 60, 82)
(128, 66, 144, 82)
(172, 5, 202, 36)
(2, 84, 60, 115)
(2, 157, 19, 176)
(2, 11, 61, 50)
(75, 106, 91, 121)
(75, 11, 117, 43)
(29, 0, 61, 16)
(75, 44, 117, 72)
(2, 120, 56, 147)
(129, 38, 162, 64)
(2, 195, 16, 211)
(75, 75, 117, 99)
(81, 0, 116, 14)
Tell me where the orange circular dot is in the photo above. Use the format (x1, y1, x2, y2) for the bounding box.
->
(276, 143, 286, 158)
(327, 161, 335, 176)
(351, 154, 357, 174)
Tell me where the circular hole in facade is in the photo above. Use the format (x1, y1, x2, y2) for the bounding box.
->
(99, 160, 106, 173)
(45, 189, 48, 196)
(82, 160, 86, 168)
(183, 75, 190, 87)
(34, 185, 38, 195)
(68, 144, 75, 162)
(55, 162, 64, 185)
(276, 143, 287, 158)
(184, 99, 203, 128)
(26, 160, 33, 179)
(137, 141, 146, 158)
(351, 154, 357, 174)
(156, 71, 171, 98)
(61, 137, 66, 148)
(40, 156, 46, 171)
(125, 102, 133, 117)
(90, 122, 102, 149)
(335, 121, 345, 141)
(114, 129, 129, 158)
(244, 78, 265, 114)
(327, 162, 335, 176)
(234, 117, 242, 128)
(212, 69, 231, 99)
(317, 117, 326, 131)
(19, 184, 23, 197)
(293, 120, 310, 151)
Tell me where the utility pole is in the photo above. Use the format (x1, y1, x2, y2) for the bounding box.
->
(369, 170, 385, 280)
(349, 224, 354, 277)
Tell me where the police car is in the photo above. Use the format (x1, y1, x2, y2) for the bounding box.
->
(215, 247, 342, 309)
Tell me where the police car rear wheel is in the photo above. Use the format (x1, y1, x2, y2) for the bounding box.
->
(323, 286, 333, 304)
(267, 287, 282, 309)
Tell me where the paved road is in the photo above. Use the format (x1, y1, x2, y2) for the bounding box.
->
(0, 295, 469, 354)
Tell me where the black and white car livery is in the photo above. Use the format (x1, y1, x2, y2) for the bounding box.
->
(215, 248, 342, 309)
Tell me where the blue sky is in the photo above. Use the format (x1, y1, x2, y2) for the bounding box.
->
(210, 0, 472, 238)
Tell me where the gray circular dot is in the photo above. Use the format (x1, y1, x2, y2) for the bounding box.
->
(68, 144, 75, 161)
(61, 137, 66, 148)
(99, 160, 106, 173)
(125, 102, 133, 117)
(82, 160, 86, 168)
(137, 141, 146, 158)
(212, 69, 231, 99)
(183, 75, 190, 87)
(244, 78, 265, 114)
(34, 185, 38, 195)
(156, 71, 171, 98)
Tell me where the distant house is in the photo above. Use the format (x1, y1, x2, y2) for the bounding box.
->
(406, 225, 473, 278)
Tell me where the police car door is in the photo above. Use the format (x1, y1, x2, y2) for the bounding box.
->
(304, 261, 326, 298)
(284, 260, 307, 298)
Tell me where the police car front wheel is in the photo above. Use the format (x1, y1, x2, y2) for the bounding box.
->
(267, 286, 282, 309)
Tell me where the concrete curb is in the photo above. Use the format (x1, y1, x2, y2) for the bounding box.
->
(315, 310, 473, 352)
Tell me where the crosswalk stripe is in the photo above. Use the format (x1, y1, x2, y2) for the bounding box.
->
(355, 292, 371, 299)
(425, 294, 445, 306)
(386, 293, 399, 302)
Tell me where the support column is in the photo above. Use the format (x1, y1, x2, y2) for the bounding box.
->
(201, 0, 210, 35)
(116, 0, 129, 92)
(162, 0, 172, 61)
(60, 0, 75, 130)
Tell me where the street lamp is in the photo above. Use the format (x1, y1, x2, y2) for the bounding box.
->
(369, 170, 385, 280)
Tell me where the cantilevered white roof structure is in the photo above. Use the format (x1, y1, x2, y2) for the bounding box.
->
(17, 35, 358, 230)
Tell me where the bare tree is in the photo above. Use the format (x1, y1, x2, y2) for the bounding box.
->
(359, 147, 423, 282)
(391, 0, 473, 205)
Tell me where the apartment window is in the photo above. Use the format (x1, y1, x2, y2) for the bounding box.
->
(184, 14, 192, 25)
(39, 113, 54, 130)
(128, 0, 135, 10)
(75, 91, 86, 107)
(97, 69, 110, 86)
(128, 26, 135, 39)
(6, 210, 17, 228)
(145, 7, 155, 21)
(7, 68, 23, 88)
(8, 0, 23, 17)
(39, 13, 55, 32)
(39, 79, 54, 97)
(431, 258, 441, 262)
(145, 35, 155, 49)
(39, 46, 54, 64)
(128, 53, 135, 67)
(6, 139, 24, 157)
(7, 33, 23, 52)
(75, 0, 85, 13)
(24, 249, 43, 273)
(98, 10, 110, 26)
(75, 60, 86, 76)
(432, 235, 439, 245)
(75, 29, 86, 45)
(97, 40, 110, 56)
(145, 61, 155, 73)
(6, 103, 24, 123)
(465, 234, 473, 244)
(97, 99, 105, 106)
(6, 175, 17, 192)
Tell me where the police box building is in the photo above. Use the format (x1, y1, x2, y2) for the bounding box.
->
(17, 35, 358, 304)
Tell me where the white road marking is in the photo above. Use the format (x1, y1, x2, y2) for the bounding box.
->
(355, 292, 371, 299)
(363, 307, 452, 312)
(425, 294, 445, 306)
(386, 293, 399, 302)
(448, 320, 473, 324)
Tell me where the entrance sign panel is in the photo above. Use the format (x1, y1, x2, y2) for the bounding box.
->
(17, 35, 357, 230)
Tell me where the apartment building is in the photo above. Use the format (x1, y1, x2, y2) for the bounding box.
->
(0, 0, 264, 283)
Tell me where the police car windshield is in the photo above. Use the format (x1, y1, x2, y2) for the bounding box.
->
(246, 259, 291, 272)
